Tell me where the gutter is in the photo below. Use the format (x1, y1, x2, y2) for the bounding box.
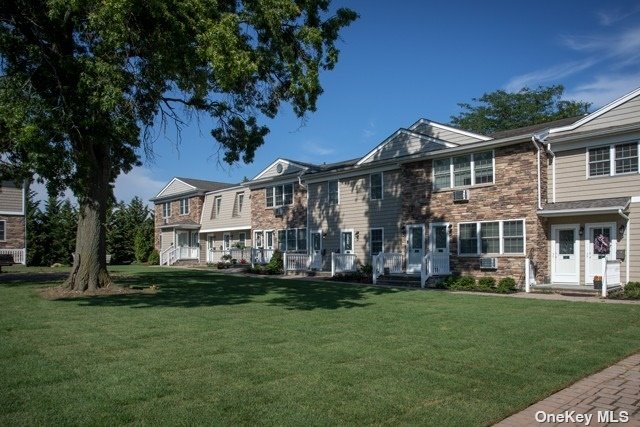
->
(618, 209, 630, 284)
(530, 136, 543, 210)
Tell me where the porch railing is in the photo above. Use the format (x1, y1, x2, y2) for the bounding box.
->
(602, 259, 621, 298)
(372, 253, 384, 284)
(0, 248, 26, 265)
(161, 246, 198, 266)
(284, 253, 310, 273)
(420, 252, 432, 288)
(160, 246, 176, 266)
(382, 252, 403, 274)
(208, 248, 253, 264)
(251, 248, 275, 266)
(331, 253, 357, 276)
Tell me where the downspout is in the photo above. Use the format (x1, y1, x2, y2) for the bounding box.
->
(23, 179, 28, 265)
(530, 136, 542, 210)
(546, 142, 556, 203)
(618, 209, 630, 284)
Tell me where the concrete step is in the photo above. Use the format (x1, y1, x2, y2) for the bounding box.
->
(376, 274, 422, 287)
(286, 270, 332, 278)
(531, 286, 602, 297)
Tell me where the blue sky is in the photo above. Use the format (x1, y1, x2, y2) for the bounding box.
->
(107, 1, 640, 204)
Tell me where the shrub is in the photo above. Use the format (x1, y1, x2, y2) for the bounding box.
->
(240, 259, 248, 264)
(497, 277, 517, 293)
(147, 249, 160, 265)
(216, 261, 227, 269)
(437, 274, 459, 289)
(359, 264, 373, 276)
(622, 282, 640, 299)
(222, 254, 232, 261)
(477, 277, 496, 289)
(266, 250, 284, 274)
(451, 275, 476, 290)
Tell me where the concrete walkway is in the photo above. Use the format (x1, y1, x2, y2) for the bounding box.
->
(495, 353, 640, 426)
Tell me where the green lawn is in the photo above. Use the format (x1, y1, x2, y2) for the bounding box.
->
(1, 266, 639, 425)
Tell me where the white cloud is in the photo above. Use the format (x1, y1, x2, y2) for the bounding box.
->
(505, 59, 597, 92)
(114, 166, 167, 205)
(302, 141, 335, 156)
(597, 6, 640, 26)
(564, 73, 640, 108)
(362, 120, 376, 139)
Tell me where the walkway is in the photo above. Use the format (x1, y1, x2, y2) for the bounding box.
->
(495, 353, 640, 426)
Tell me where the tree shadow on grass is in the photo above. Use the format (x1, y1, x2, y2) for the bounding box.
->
(50, 271, 402, 311)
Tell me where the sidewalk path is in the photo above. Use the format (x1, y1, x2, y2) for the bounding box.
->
(495, 353, 640, 426)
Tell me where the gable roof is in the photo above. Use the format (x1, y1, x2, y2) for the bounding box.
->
(151, 177, 235, 201)
(490, 116, 584, 139)
(408, 119, 492, 143)
(356, 129, 458, 166)
(251, 158, 315, 181)
(175, 177, 235, 192)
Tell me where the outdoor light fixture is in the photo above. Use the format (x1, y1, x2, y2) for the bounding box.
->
(322, 232, 327, 238)
(355, 231, 360, 240)
(579, 226, 584, 236)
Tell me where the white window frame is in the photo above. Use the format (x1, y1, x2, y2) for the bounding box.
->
(432, 150, 495, 190)
(212, 196, 222, 219)
(370, 172, 383, 200)
(265, 183, 294, 208)
(277, 228, 307, 252)
(236, 192, 244, 214)
(179, 198, 189, 215)
(457, 218, 526, 256)
(238, 232, 246, 248)
(587, 141, 640, 178)
(328, 180, 339, 204)
(370, 228, 384, 257)
(162, 202, 170, 218)
(0, 220, 5, 241)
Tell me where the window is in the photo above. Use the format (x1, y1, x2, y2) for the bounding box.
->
(370, 228, 383, 256)
(370, 173, 383, 200)
(211, 196, 221, 219)
(432, 150, 494, 189)
(328, 180, 339, 203)
(266, 183, 294, 208)
(589, 142, 639, 177)
(179, 198, 189, 215)
(238, 232, 246, 248)
(0, 221, 5, 241)
(162, 202, 170, 218)
(458, 219, 525, 255)
(277, 228, 307, 252)
(236, 193, 244, 214)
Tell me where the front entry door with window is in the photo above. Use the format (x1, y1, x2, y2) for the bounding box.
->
(430, 223, 450, 274)
(551, 225, 579, 284)
(207, 235, 215, 262)
(311, 231, 322, 270)
(585, 223, 616, 283)
(406, 225, 424, 274)
(223, 233, 231, 251)
(340, 231, 354, 254)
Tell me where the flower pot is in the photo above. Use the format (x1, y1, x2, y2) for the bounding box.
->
(593, 280, 602, 290)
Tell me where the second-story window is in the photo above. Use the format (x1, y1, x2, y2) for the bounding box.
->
(162, 202, 170, 218)
(328, 180, 339, 203)
(370, 173, 383, 200)
(237, 193, 244, 213)
(0, 221, 5, 241)
(589, 142, 639, 177)
(432, 150, 494, 189)
(211, 196, 221, 218)
(179, 198, 189, 215)
(265, 183, 293, 208)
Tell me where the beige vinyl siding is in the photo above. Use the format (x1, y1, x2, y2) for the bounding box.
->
(308, 169, 403, 268)
(360, 133, 444, 164)
(160, 230, 174, 252)
(578, 95, 640, 133)
(551, 147, 640, 202)
(411, 122, 486, 145)
(259, 161, 304, 179)
(158, 179, 194, 198)
(0, 182, 23, 213)
(200, 188, 250, 230)
(630, 202, 640, 282)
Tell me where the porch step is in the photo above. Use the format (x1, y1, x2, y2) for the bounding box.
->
(531, 285, 602, 297)
(376, 274, 422, 287)
(286, 270, 333, 278)
(173, 259, 201, 267)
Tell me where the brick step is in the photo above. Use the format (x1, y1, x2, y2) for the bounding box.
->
(531, 286, 602, 297)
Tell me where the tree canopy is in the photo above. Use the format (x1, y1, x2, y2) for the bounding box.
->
(0, 0, 357, 290)
(449, 85, 591, 135)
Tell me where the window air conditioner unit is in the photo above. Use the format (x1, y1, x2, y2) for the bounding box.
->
(452, 190, 469, 202)
(480, 257, 498, 269)
(163, 218, 168, 225)
(274, 207, 284, 217)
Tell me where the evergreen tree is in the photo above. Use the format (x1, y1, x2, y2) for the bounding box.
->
(25, 189, 45, 266)
(134, 212, 155, 263)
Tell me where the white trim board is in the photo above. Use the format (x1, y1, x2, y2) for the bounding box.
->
(154, 177, 196, 199)
(200, 225, 251, 233)
(408, 118, 492, 141)
(252, 158, 310, 181)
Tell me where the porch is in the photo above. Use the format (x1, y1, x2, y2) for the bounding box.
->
(0, 248, 26, 265)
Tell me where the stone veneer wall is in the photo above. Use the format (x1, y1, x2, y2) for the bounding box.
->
(250, 183, 307, 237)
(0, 215, 25, 249)
(400, 142, 549, 284)
(154, 196, 204, 251)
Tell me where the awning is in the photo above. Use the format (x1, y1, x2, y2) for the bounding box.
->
(537, 197, 630, 217)
(159, 222, 201, 230)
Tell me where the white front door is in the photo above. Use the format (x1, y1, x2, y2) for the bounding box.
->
(311, 231, 322, 270)
(254, 231, 263, 248)
(406, 225, 424, 274)
(585, 223, 616, 284)
(207, 235, 215, 262)
(223, 233, 231, 251)
(340, 230, 354, 254)
(551, 225, 580, 284)
(429, 223, 450, 274)
(264, 231, 274, 249)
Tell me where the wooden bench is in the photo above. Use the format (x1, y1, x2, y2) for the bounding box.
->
(0, 254, 14, 273)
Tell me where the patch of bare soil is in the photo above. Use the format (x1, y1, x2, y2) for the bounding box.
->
(38, 284, 158, 300)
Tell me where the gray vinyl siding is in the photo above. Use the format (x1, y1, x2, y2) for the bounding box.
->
(308, 169, 403, 268)
(0, 181, 23, 213)
(630, 202, 640, 282)
(578, 95, 640, 133)
(411, 122, 486, 145)
(161, 230, 174, 252)
(158, 179, 194, 198)
(259, 162, 304, 179)
(200, 188, 250, 231)
(551, 147, 640, 202)
(360, 133, 444, 164)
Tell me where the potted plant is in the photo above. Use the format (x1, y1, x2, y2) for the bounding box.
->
(593, 275, 603, 290)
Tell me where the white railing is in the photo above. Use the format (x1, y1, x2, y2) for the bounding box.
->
(431, 253, 450, 275)
(160, 246, 176, 266)
(251, 248, 275, 266)
(310, 252, 322, 270)
(161, 246, 198, 266)
(331, 253, 357, 276)
(0, 248, 26, 265)
(208, 248, 253, 264)
(372, 253, 384, 285)
(421, 252, 432, 288)
(602, 259, 621, 298)
(524, 258, 536, 293)
(284, 253, 310, 273)
(382, 252, 403, 274)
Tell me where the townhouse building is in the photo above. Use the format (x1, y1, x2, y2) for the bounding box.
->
(0, 180, 26, 264)
(153, 87, 640, 290)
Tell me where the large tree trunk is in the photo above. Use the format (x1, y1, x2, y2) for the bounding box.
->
(64, 145, 112, 292)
